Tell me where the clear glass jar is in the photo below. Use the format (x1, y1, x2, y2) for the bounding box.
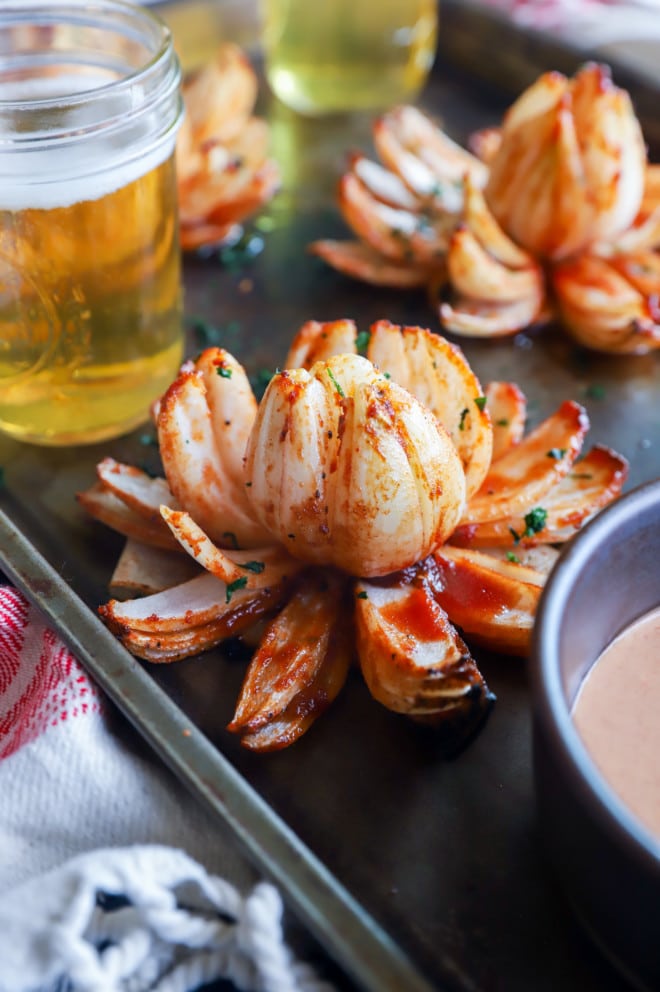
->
(0, 0, 184, 445)
(261, 0, 438, 115)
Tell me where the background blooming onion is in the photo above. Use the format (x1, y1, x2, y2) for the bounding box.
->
(310, 64, 660, 354)
(176, 43, 280, 252)
(79, 320, 628, 752)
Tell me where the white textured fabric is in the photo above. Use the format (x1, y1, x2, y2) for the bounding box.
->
(0, 692, 258, 894)
(0, 587, 337, 991)
(0, 846, 335, 992)
(483, 0, 660, 39)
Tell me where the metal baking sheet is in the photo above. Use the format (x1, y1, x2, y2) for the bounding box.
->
(1, 58, 658, 992)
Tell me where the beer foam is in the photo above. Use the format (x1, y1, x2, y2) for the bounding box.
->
(0, 136, 176, 211)
(0, 73, 179, 210)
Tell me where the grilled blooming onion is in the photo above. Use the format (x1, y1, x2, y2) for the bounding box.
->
(176, 43, 280, 251)
(310, 64, 660, 354)
(78, 320, 628, 752)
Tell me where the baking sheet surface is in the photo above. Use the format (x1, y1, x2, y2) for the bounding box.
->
(1, 62, 657, 992)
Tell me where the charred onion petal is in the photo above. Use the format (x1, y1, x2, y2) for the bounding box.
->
(462, 173, 534, 269)
(552, 254, 660, 354)
(338, 172, 450, 265)
(180, 159, 280, 229)
(228, 569, 348, 733)
(237, 600, 354, 752)
(284, 318, 358, 370)
(642, 164, 660, 211)
(464, 400, 589, 525)
(180, 220, 239, 252)
(452, 444, 628, 547)
(96, 458, 179, 522)
(468, 126, 502, 165)
(367, 321, 493, 499)
(176, 44, 278, 250)
(157, 367, 271, 548)
(484, 381, 527, 461)
(355, 574, 494, 747)
(439, 295, 546, 338)
(447, 226, 543, 303)
(608, 250, 660, 297)
(109, 539, 202, 600)
(180, 43, 257, 149)
(479, 544, 560, 576)
(100, 571, 281, 635)
(245, 354, 466, 577)
(350, 153, 421, 210)
(193, 348, 258, 487)
(571, 63, 646, 245)
(376, 105, 488, 193)
(596, 207, 660, 256)
(76, 482, 180, 550)
(373, 117, 459, 208)
(160, 505, 303, 588)
(486, 65, 646, 260)
(426, 548, 544, 657)
(115, 584, 286, 664)
(308, 240, 432, 289)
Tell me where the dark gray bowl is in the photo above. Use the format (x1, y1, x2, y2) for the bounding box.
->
(531, 478, 660, 991)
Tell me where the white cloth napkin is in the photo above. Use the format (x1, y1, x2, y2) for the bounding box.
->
(0, 586, 336, 992)
(482, 0, 660, 39)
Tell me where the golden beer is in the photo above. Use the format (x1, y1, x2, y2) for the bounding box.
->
(0, 2, 184, 445)
(261, 0, 438, 115)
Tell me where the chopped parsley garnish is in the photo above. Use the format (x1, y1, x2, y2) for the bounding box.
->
(474, 396, 487, 412)
(188, 316, 242, 348)
(222, 531, 239, 549)
(239, 560, 265, 574)
(585, 383, 606, 400)
(217, 232, 264, 270)
(523, 507, 548, 537)
(226, 576, 248, 603)
(458, 407, 470, 431)
(382, 371, 391, 379)
(506, 551, 520, 563)
(355, 330, 371, 353)
(356, 590, 368, 599)
(547, 448, 566, 460)
(509, 526, 521, 545)
(327, 367, 345, 396)
(496, 418, 510, 427)
(189, 316, 222, 346)
(216, 365, 233, 378)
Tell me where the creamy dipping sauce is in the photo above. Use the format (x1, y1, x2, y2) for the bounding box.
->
(572, 607, 660, 838)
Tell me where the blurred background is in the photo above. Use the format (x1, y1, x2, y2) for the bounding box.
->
(149, 0, 660, 150)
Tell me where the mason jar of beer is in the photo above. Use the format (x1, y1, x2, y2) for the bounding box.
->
(0, 1, 185, 445)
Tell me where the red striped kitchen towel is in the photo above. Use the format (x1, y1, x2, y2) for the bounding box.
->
(0, 585, 335, 992)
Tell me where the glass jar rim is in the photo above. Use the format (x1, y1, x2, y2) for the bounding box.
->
(0, 0, 183, 205)
(0, 0, 175, 112)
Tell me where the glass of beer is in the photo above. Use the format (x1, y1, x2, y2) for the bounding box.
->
(0, 1, 184, 445)
(261, 0, 438, 115)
